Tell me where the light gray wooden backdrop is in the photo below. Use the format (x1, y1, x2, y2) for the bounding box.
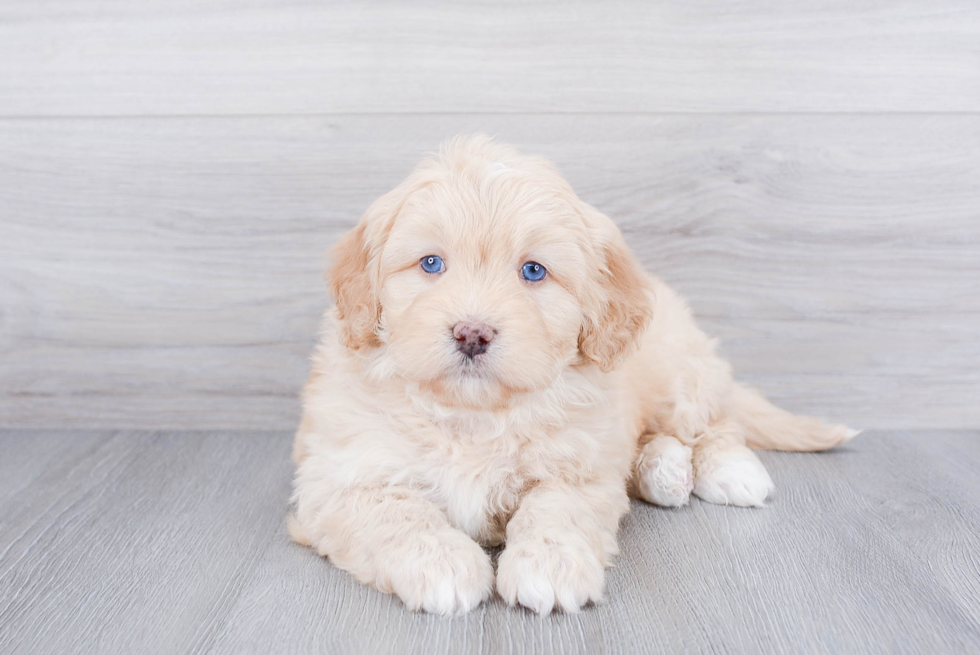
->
(1, 0, 978, 431)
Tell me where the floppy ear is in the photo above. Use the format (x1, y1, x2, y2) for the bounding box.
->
(328, 169, 436, 350)
(579, 215, 653, 372)
(329, 222, 380, 350)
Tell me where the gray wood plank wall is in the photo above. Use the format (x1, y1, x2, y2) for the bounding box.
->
(1, 1, 978, 431)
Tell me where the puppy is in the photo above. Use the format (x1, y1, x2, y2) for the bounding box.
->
(289, 135, 855, 615)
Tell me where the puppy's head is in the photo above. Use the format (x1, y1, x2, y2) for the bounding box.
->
(329, 135, 652, 407)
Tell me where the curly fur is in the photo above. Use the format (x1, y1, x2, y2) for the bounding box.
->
(290, 135, 855, 615)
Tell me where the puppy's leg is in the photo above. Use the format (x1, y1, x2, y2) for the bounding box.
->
(691, 417, 775, 508)
(292, 483, 493, 615)
(630, 434, 694, 507)
(291, 412, 314, 465)
(496, 479, 628, 614)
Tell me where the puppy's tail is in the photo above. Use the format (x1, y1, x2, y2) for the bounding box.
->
(731, 383, 858, 452)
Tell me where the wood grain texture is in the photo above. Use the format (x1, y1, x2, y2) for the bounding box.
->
(2, 115, 978, 430)
(838, 431, 980, 624)
(1, 0, 979, 116)
(1, 429, 979, 654)
(0, 430, 295, 655)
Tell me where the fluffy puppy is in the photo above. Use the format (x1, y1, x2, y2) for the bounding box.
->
(290, 135, 855, 615)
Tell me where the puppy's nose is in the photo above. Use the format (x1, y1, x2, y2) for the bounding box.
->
(453, 321, 496, 358)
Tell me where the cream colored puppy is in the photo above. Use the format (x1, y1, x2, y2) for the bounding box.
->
(290, 135, 854, 615)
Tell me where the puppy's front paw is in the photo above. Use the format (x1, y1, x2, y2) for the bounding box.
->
(496, 538, 605, 615)
(386, 530, 494, 615)
(634, 435, 694, 507)
(693, 445, 775, 508)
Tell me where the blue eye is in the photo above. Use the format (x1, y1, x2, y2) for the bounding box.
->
(521, 261, 547, 282)
(420, 255, 444, 274)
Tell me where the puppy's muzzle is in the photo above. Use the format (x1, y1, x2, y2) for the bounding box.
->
(453, 321, 496, 358)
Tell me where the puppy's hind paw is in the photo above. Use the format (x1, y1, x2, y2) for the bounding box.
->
(634, 435, 693, 507)
(693, 445, 775, 508)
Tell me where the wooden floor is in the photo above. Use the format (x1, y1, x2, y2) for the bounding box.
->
(1, 429, 979, 654)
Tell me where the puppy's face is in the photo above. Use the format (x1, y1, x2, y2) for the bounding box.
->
(330, 137, 651, 408)
(376, 180, 592, 407)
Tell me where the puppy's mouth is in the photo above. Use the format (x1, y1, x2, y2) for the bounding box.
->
(454, 351, 494, 376)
